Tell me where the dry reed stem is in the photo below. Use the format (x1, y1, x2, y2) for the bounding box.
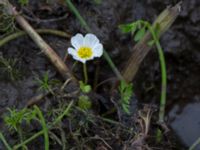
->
(1, 0, 77, 83)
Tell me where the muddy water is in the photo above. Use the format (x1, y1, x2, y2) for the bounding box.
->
(0, 0, 200, 149)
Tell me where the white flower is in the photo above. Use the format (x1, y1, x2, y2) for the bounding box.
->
(68, 33, 103, 63)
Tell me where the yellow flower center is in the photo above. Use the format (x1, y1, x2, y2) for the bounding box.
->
(77, 47, 93, 59)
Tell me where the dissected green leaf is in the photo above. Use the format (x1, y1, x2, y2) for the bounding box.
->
(78, 95, 92, 110)
(4, 108, 36, 131)
(156, 129, 163, 143)
(134, 27, 146, 42)
(118, 80, 133, 114)
(119, 23, 137, 33)
(18, 0, 29, 6)
(122, 104, 130, 114)
(79, 81, 92, 93)
(147, 40, 155, 46)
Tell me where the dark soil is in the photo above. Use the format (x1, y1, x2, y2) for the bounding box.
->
(0, 0, 200, 149)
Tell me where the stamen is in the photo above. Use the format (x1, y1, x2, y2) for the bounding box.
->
(77, 47, 93, 59)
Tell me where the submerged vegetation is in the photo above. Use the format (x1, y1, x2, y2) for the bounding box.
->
(118, 80, 133, 114)
(0, 55, 22, 81)
(119, 20, 167, 123)
(0, 0, 199, 149)
(0, 4, 16, 36)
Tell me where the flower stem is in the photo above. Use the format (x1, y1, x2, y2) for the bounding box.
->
(65, 0, 91, 32)
(83, 63, 88, 84)
(65, 0, 123, 80)
(147, 22, 167, 123)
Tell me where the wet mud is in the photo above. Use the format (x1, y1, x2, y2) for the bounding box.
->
(0, 0, 200, 149)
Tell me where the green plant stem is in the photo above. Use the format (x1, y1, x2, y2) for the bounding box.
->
(0, 29, 70, 47)
(13, 131, 44, 150)
(65, 0, 123, 80)
(147, 22, 167, 123)
(155, 41, 167, 123)
(52, 101, 74, 126)
(17, 126, 26, 150)
(13, 101, 74, 149)
(103, 51, 123, 80)
(0, 132, 12, 150)
(34, 106, 49, 150)
(65, 0, 91, 32)
(123, 20, 167, 123)
(189, 137, 200, 150)
(83, 63, 88, 84)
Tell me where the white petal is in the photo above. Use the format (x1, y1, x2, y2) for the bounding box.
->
(71, 33, 84, 49)
(68, 47, 76, 56)
(68, 47, 89, 63)
(84, 33, 100, 48)
(68, 48, 80, 60)
(72, 55, 86, 63)
(93, 43, 103, 57)
(72, 56, 79, 61)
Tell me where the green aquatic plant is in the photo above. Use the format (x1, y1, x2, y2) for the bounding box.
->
(4, 108, 37, 149)
(120, 20, 167, 123)
(78, 81, 92, 111)
(0, 4, 16, 36)
(35, 72, 51, 92)
(65, 0, 123, 80)
(12, 101, 74, 149)
(93, 0, 102, 4)
(0, 55, 22, 81)
(34, 106, 49, 150)
(78, 95, 92, 110)
(35, 71, 60, 94)
(4, 108, 36, 131)
(18, 0, 29, 6)
(67, 33, 103, 84)
(79, 81, 92, 93)
(0, 132, 12, 150)
(118, 80, 133, 114)
(1, 102, 73, 149)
